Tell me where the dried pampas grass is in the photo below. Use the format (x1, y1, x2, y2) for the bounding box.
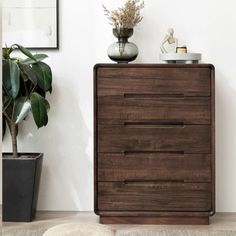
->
(103, 0, 144, 29)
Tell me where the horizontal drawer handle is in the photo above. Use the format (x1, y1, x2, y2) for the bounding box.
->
(123, 150, 185, 156)
(184, 180, 209, 183)
(123, 179, 168, 185)
(123, 179, 209, 185)
(124, 121, 185, 127)
(124, 93, 185, 99)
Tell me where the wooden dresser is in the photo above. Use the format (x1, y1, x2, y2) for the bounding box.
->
(94, 64, 215, 225)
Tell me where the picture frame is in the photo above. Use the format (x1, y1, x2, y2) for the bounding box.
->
(2, 0, 59, 50)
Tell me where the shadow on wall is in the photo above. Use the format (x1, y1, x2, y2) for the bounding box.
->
(9, 82, 93, 211)
(38, 84, 93, 210)
(215, 69, 236, 212)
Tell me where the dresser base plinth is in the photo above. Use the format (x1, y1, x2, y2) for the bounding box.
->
(99, 216, 209, 225)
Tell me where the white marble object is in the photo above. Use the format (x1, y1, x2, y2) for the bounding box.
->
(160, 52, 202, 64)
(160, 28, 178, 53)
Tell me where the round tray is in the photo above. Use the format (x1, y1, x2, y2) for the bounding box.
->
(160, 53, 202, 64)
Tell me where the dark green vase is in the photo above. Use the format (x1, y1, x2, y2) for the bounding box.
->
(107, 28, 139, 63)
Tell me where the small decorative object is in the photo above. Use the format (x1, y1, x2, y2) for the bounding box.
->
(2, 44, 53, 222)
(160, 28, 202, 64)
(176, 46, 187, 54)
(103, 0, 144, 63)
(160, 28, 178, 53)
(2, 0, 59, 49)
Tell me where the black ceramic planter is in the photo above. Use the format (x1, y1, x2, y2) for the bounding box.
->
(2, 153, 43, 222)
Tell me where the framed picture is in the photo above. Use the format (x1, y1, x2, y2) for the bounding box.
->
(2, 0, 59, 49)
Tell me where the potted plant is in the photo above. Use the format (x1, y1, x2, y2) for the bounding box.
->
(2, 44, 52, 222)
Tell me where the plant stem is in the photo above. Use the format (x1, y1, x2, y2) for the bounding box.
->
(10, 122, 18, 157)
(29, 84, 37, 96)
(3, 111, 11, 122)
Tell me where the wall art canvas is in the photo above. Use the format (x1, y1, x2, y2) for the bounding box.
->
(2, 0, 58, 49)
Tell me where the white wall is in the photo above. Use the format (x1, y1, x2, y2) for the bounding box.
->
(2, 0, 236, 212)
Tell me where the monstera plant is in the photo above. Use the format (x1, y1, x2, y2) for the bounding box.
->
(2, 44, 53, 222)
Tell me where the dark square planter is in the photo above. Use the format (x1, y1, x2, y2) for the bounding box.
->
(2, 153, 43, 222)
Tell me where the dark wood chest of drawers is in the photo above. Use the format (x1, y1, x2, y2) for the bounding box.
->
(94, 64, 215, 225)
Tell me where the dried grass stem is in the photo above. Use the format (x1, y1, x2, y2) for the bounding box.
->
(103, 0, 144, 30)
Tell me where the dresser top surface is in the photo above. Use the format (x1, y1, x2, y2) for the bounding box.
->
(94, 63, 215, 70)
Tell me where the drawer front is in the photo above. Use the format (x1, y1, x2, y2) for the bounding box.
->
(98, 153, 211, 182)
(98, 182, 212, 211)
(98, 97, 211, 125)
(97, 67, 211, 96)
(98, 125, 211, 154)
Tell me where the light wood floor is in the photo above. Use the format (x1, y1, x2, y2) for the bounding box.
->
(2, 212, 236, 236)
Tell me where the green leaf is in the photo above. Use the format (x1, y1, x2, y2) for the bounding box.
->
(19, 63, 37, 85)
(30, 92, 48, 128)
(20, 54, 48, 65)
(3, 46, 14, 59)
(42, 98, 50, 111)
(32, 62, 52, 91)
(3, 95, 12, 112)
(12, 97, 26, 121)
(3, 48, 11, 59)
(3, 59, 20, 98)
(35, 86, 46, 98)
(13, 44, 36, 61)
(13, 97, 31, 124)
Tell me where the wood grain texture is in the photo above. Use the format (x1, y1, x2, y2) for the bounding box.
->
(98, 182, 212, 211)
(98, 125, 211, 153)
(98, 96, 211, 125)
(98, 153, 211, 182)
(97, 211, 214, 217)
(100, 216, 209, 225)
(97, 67, 211, 96)
(94, 64, 215, 224)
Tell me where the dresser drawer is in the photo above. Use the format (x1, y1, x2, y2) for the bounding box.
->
(98, 153, 211, 182)
(98, 182, 212, 212)
(98, 125, 211, 154)
(96, 67, 211, 96)
(98, 96, 211, 125)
